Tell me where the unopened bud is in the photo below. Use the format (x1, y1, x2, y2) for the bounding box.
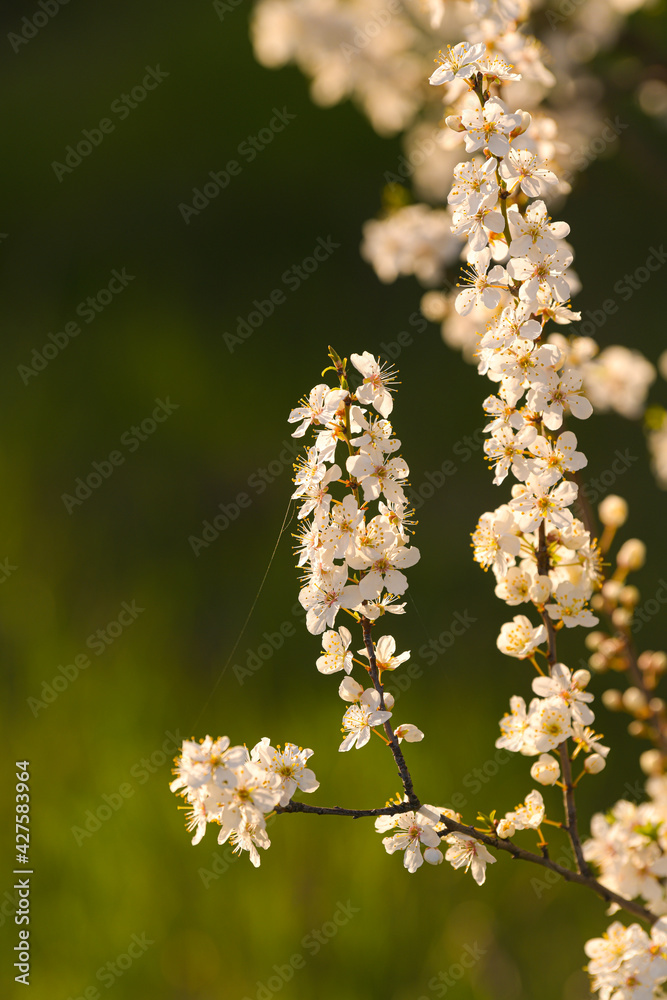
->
(602, 579, 623, 603)
(612, 607, 632, 629)
(585, 631, 605, 651)
(649, 697, 665, 714)
(530, 753, 561, 786)
(602, 688, 623, 711)
(640, 749, 664, 776)
(628, 720, 646, 737)
(420, 291, 448, 322)
(588, 652, 607, 672)
(510, 110, 532, 137)
(638, 650, 653, 671)
(653, 652, 667, 673)
(496, 817, 516, 838)
(600, 637, 622, 658)
(619, 586, 640, 608)
(598, 495, 628, 528)
(445, 115, 465, 132)
(584, 753, 606, 774)
(623, 686, 647, 715)
(617, 539, 646, 572)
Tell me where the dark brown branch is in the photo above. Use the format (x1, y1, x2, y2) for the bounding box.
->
(437, 815, 657, 926)
(275, 799, 658, 925)
(276, 801, 414, 819)
(361, 616, 420, 809)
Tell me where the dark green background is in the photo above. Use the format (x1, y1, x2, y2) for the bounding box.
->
(1, 1, 666, 998)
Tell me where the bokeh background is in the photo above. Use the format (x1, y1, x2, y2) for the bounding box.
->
(1, 1, 667, 998)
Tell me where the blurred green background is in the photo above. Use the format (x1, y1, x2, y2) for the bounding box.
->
(1, 1, 667, 998)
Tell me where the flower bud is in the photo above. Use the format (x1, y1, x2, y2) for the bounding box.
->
(496, 817, 516, 838)
(623, 686, 647, 715)
(598, 495, 628, 528)
(572, 668, 591, 689)
(591, 594, 605, 611)
(445, 115, 465, 132)
(585, 631, 605, 651)
(600, 637, 622, 658)
(588, 652, 607, 672)
(619, 586, 639, 608)
(628, 720, 646, 737)
(602, 688, 623, 711)
(510, 110, 532, 137)
(616, 539, 646, 572)
(602, 579, 622, 603)
(424, 847, 444, 865)
(611, 607, 632, 630)
(584, 753, 606, 774)
(640, 749, 664, 776)
(420, 291, 448, 322)
(649, 697, 665, 714)
(638, 650, 653, 671)
(653, 652, 667, 673)
(530, 753, 560, 786)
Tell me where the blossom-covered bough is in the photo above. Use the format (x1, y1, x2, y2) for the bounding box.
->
(171, 4, 667, 995)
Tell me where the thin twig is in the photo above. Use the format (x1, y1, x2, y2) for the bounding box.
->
(361, 616, 420, 809)
(437, 815, 657, 926)
(277, 801, 413, 819)
(275, 799, 657, 925)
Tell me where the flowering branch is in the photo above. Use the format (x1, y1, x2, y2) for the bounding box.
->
(170, 4, 667, 994)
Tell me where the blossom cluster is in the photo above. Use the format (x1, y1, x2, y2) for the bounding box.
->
(585, 919, 667, 1000)
(433, 39, 604, 765)
(170, 736, 319, 866)
(435, 34, 666, 998)
(495, 663, 607, 775)
(375, 803, 498, 882)
(288, 350, 419, 634)
(289, 350, 425, 754)
(584, 774, 667, 916)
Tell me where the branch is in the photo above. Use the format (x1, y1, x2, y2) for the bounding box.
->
(275, 800, 658, 926)
(276, 801, 413, 819)
(437, 814, 658, 926)
(361, 616, 420, 809)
